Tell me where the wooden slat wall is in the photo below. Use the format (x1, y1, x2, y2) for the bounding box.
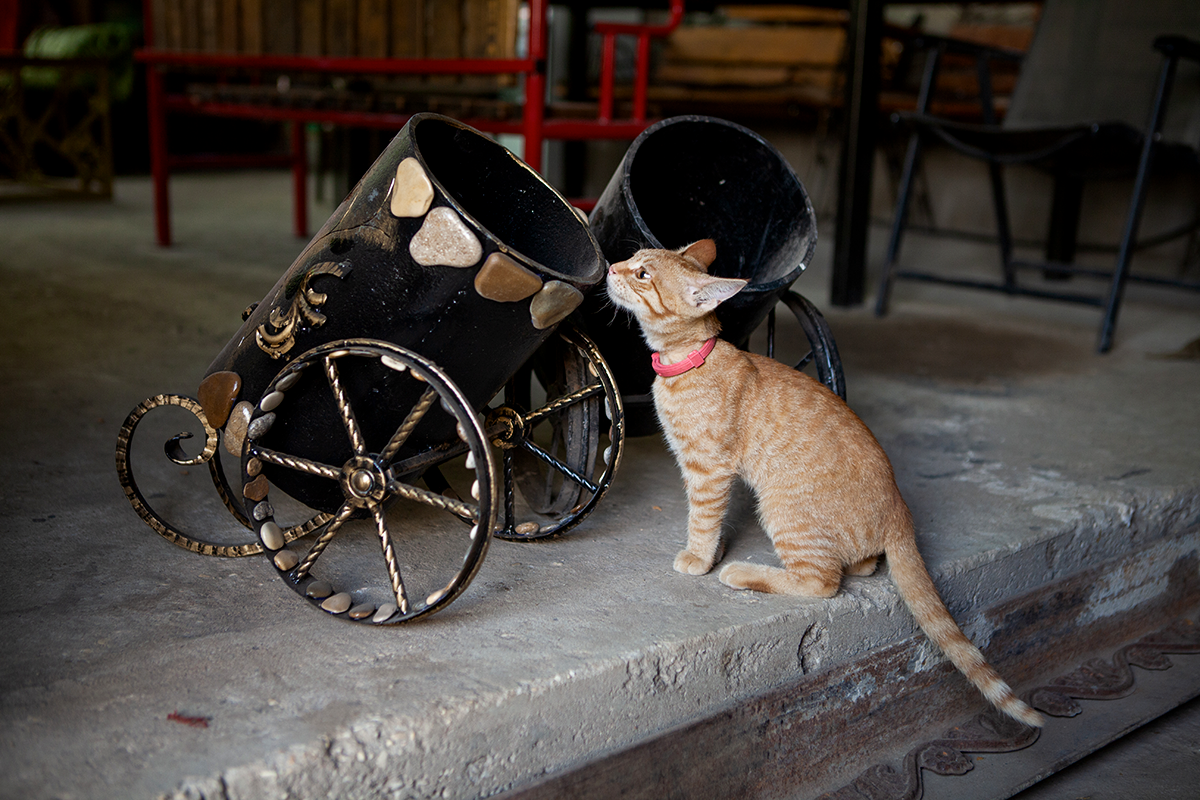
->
(150, 1, 520, 61)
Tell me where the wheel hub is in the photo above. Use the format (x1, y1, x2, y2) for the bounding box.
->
(341, 456, 388, 506)
(486, 406, 526, 449)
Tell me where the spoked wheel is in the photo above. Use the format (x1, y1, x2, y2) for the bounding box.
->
(764, 290, 846, 401)
(115, 394, 328, 557)
(488, 324, 625, 541)
(241, 339, 498, 624)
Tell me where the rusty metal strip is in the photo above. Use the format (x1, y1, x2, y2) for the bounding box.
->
(819, 619, 1200, 800)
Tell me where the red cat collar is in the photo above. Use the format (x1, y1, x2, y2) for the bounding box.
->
(651, 337, 718, 377)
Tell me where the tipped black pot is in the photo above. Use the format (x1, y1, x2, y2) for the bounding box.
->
(584, 115, 817, 435)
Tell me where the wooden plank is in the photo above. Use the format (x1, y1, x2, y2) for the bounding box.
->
(357, 0, 389, 57)
(264, 1, 298, 54)
(463, 0, 517, 88)
(241, 0, 263, 55)
(425, 0, 461, 85)
(463, 0, 517, 58)
(218, 0, 239, 52)
(325, 0, 355, 57)
(722, 6, 848, 25)
(199, 0, 219, 52)
(665, 26, 845, 67)
(150, 0, 169, 48)
(298, 0, 324, 56)
(390, 0, 424, 58)
(180, 0, 200, 50)
(425, 0, 462, 58)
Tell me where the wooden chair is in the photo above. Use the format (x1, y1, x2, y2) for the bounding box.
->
(138, 0, 685, 245)
(874, 0, 1200, 352)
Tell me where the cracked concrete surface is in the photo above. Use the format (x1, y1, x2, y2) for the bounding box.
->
(1, 171, 1198, 799)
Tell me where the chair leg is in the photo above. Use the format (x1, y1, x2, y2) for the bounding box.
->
(875, 131, 922, 315)
(291, 121, 308, 239)
(1045, 173, 1084, 279)
(1099, 49, 1178, 353)
(987, 160, 1015, 290)
(146, 66, 171, 246)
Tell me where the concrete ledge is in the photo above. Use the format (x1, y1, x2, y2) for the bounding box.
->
(1, 173, 1198, 800)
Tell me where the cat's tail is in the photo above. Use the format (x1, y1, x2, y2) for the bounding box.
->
(884, 530, 1045, 728)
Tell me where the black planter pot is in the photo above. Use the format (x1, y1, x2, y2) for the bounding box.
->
(204, 114, 606, 511)
(585, 115, 818, 435)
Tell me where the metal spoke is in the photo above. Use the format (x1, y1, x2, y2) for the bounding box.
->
(252, 446, 341, 481)
(380, 386, 438, 465)
(795, 350, 815, 371)
(324, 356, 366, 456)
(372, 505, 410, 614)
(293, 503, 355, 580)
(521, 439, 599, 494)
(386, 477, 480, 521)
(522, 382, 604, 427)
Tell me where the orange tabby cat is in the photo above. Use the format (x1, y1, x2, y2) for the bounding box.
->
(606, 239, 1043, 727)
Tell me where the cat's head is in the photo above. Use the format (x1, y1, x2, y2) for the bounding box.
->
(606, 240, 747, 338)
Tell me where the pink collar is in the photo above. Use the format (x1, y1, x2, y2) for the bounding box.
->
(652, 338, 718, 377)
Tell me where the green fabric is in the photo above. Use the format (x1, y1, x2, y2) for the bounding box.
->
(19, 22, 140, 101)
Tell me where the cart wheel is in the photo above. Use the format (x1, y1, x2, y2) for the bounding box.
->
(241, 339, 498, 624)
(115, 394, 328, 557)
(490, 324, 625, 540)
(765, 291, 846, 401)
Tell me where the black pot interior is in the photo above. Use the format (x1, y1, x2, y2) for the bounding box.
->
(626, 119, 814, 291)
(415, 118, 601, 283)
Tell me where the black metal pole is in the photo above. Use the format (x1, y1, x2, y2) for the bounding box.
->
(832, 0, 883, 307)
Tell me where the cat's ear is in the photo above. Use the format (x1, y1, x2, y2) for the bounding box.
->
(679, 239, 717, 271)
(685, 273, 747, 311)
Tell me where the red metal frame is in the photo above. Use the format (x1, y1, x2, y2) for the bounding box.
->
(138, 0, 685, 245)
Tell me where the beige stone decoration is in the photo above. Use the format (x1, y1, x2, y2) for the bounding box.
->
(389, 157, 434, 218)
(474, 252, 543, 302)
(410, 206, 483, 268)
(530, 281, 584, 330)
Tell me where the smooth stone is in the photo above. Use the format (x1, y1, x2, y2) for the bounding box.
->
(243, 475, 269, 501)
(473, 252, 542, 303)
(197, 371, 241, 428)
(223, 401, 254, 456)
(260, 520, 284, 550)
(276, 370, 302, 391)
(248, 412, 276, 440)
(321, 592, 353, 614)
(457, 422, 469, 442)
(409, 206, 481, 268)
(260, 391, 284, 412)
(305, 580, 333, 599)
(348, 603, 375, 620)
(372, 603, 398, 623)
(470, 524, 479, 540)
(381, 355, 407, 373)
(515, 522, 540, 535)
(471, 480, 480, 500)
(389, 157, 434, 218)
(273, 548, 299, 571)
(246, 457, 262, 476)
(529, 281, 584, 330)
(252, 501, 273, 521)
(464, 452, 475, 470)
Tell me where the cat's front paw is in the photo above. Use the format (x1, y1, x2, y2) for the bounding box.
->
(674, 549, 713, 575)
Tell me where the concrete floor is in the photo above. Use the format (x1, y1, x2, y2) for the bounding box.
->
(1, 168, 1199, 799)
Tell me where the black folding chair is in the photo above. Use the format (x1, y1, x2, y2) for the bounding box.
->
(875, 0, 1200, 352)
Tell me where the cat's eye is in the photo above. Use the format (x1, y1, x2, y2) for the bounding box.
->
(636, 269, 648, 280)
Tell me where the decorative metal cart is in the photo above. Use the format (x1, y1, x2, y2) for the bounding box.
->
(116, 114, 624, 625)
(585, 115, 843, 435)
